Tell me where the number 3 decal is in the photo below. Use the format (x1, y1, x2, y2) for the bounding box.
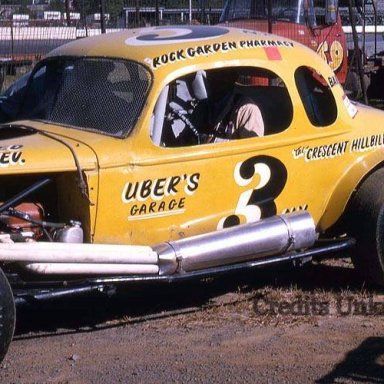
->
(218, 155, 287, 229)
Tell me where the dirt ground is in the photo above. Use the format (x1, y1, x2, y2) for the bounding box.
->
(1, 257, 383, 384)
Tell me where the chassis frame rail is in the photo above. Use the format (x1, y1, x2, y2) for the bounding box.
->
(11, 237, 355, 306)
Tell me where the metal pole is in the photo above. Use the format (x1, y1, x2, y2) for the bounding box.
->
(10, 16, 14, 61)
(189, 0, 192, 24)
(100, 0, 106, 34)
(155, 0, 159, 26)
(81, 0, 88, 36)
(372, 0, 377, 59)
(348, 0, 368, 104)
(135, 0, 140, 27)
(65, 0, 71, 26)
(201, 0, 206, 24)
(362, 0, 366, 62)
(268, 0, 272, 33)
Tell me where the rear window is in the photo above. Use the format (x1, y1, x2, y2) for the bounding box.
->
(18, 57, 151, 137)
(295, 66, 337, 127)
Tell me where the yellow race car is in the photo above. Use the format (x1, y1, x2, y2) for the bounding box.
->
(0, 25, 383, 361)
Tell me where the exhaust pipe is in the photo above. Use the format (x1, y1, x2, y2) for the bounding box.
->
(0, 242, 158, 264)
(0, 212, 316, 276)
(22, 263, 159, 275)
(157, 211, 316, 274)
(0, 242, 160, 275)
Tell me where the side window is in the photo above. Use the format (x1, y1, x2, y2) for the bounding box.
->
(151, 67, 293, 147)
(295, 66, 337, 127)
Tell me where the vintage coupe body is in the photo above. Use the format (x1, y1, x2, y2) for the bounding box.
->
(1, 25, 384, 360)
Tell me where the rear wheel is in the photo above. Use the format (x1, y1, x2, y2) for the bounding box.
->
(348, 169, 384, 286)
(0, 268, 15, 363)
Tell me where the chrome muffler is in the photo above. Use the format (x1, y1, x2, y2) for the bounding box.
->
(0, 211, 316, 276)
(157, 211, 316, 274)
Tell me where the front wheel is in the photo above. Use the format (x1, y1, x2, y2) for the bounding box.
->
(0, 268, 15, 363)
(348, 169, 384, 286)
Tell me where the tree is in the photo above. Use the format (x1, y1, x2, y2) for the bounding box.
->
(48, 0, 65, 13)
(72, 0, 118, 20)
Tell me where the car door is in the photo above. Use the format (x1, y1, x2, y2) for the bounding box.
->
(95, 63, 347, 245)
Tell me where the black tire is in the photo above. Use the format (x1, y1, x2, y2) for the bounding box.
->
(348, 168, 384, 286)
(0, 268, 15, 363)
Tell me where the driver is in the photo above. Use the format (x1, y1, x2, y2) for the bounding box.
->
(206, 68, 264, 141)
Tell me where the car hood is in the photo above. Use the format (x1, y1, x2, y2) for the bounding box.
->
(0, 124, 98, 175)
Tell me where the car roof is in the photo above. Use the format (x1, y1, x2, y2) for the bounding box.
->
(47, 25, 320, 74)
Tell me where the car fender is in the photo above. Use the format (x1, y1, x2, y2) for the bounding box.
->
(318, 149, 384, 231)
